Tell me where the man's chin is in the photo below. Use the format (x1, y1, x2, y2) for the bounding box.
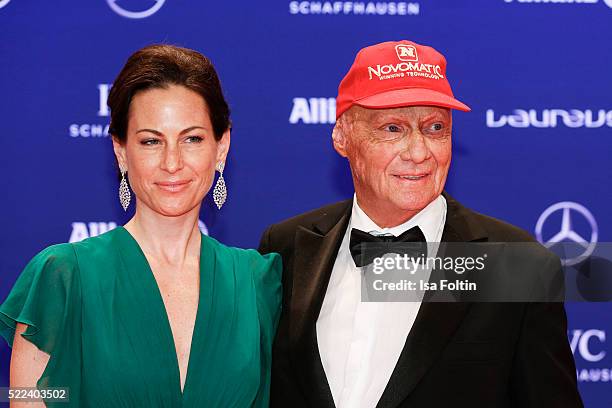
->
(390, 194, 437, 214)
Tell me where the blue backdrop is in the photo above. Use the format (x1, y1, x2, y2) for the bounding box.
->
(1, 0, 611, 406)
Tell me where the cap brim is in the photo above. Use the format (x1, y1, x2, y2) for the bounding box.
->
(355, 87, 471, 112)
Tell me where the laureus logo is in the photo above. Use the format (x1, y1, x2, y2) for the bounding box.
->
(106, 0, 166, 19)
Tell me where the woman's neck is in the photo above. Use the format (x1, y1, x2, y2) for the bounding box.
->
(123, 203, 202, 267)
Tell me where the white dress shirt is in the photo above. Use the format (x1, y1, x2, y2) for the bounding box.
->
(316, 194, 447, 408)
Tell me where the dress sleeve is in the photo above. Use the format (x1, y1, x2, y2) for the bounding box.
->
(1, 243, 81, 352)
(0, 243, 82, 402)
(250, 251, 283, 408)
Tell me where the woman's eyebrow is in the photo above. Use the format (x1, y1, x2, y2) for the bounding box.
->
(135, 126, 208, 136)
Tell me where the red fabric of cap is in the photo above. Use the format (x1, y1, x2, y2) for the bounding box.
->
(336, 40, 470, 119)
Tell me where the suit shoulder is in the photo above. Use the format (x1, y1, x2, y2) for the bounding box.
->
(267, 199, 351, 234)
(468, 210, 536, 242)
(444, 194, 533, 243)
(457, 205, 558, 263)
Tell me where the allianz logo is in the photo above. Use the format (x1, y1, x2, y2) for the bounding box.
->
(486, 108, 612, 128)
(290, 97, 336, 124)
(70, 222, 117, 242)
(69, 220, 210, 242)
(505, 0, 595, 3)
(504, 0, 612, 6)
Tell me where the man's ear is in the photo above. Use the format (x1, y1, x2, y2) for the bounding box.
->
(112, 135, 128, 171)
(216, 128, 231, 166)
(332, 125, 348, 158)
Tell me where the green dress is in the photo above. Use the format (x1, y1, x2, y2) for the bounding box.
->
(0, 226, 282, 407)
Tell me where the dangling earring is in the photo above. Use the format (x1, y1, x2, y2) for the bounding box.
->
(213, 162, 227, 210)
(119, 167, 131, 211)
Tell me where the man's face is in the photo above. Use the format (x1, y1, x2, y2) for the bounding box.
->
(333, 105, 452, 223)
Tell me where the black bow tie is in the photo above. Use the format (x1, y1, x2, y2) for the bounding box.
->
(349, 226, 427, 267)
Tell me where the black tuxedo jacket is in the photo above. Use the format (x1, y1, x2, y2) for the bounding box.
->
(258, 193, 583, 408)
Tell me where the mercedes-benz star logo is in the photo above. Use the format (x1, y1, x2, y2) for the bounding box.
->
(106, 0, 166, 19)
(535, 201, 598, 266)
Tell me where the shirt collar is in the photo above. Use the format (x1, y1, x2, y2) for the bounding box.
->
(350, 193, 447, 242)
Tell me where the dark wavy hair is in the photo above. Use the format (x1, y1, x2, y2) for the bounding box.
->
(107, 44, 231, 143)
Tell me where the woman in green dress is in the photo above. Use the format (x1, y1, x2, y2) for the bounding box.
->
(0, 45, 281, 407)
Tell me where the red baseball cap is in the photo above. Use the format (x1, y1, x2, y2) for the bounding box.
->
(336, 40, 470, 119)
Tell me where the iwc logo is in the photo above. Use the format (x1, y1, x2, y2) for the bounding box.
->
(535, 201, 598, 266)
(106, 0, 166, 19)
(570, 329, 606, 363)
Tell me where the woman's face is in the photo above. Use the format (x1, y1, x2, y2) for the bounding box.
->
(112, 84, 230, 217)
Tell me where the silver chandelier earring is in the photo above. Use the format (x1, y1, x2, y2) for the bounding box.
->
(212, 162, 227, 209)
(119, 167, 131, 211)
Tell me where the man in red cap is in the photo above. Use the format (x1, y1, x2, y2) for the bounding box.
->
(259, 40, 583, 407)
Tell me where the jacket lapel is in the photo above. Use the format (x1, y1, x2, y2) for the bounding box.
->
(376, 192, 488, 408)
(290, 200, 352, 408)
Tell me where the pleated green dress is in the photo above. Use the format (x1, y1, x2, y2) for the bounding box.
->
(0, 226, 282, 407)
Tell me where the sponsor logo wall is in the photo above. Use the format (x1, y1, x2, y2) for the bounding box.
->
(0, 1, 610, 405)
(486, 109, 612, 128)
(571, 329, 612, 383)
(67, 221, 209, 243)
(69, 84, 111, 138)
(288, 1, 420, 15)
(106, 0, 166, 19)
